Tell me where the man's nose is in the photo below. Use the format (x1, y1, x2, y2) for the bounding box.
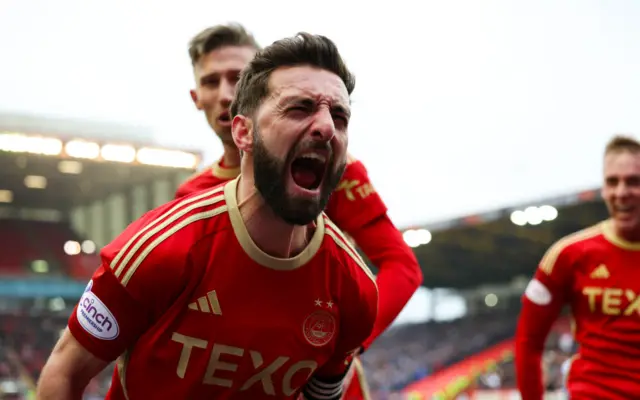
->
(615, 183, 630, 198)
(219, 79, 235, 105)
(308, 109, 335, 142)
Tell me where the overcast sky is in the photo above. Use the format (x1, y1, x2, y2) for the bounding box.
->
(1, 0, 639, 230)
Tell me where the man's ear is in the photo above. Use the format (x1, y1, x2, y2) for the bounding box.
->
(190, 89, 203, 110)
(231, 115, 253, 153)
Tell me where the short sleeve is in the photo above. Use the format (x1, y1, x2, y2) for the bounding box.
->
(68, 263, 150, 361)
(527, 239, 576, 306)
(68, 202, 198, 361)
(525, 241, 577, 305)
(324, 158, 387, 235)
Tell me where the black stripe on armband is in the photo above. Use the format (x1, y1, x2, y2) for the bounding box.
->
(302, 374, 346, 400)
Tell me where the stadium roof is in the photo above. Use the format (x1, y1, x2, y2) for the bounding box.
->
(0, 111, 156, 144)
(0, 125, 201, 211)
(0, 152, 187, 210)
(403, 188, 607, 289)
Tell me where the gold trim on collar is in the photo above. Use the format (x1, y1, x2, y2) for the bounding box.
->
(602, 219, 640, 251)
(212, 158, 240, 180)
(224, 177, 325, 270)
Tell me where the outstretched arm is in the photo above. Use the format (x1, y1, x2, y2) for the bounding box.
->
(325, 157, 422, 349)
(350, 214, 422, 349)
(37, 329, 108, 400)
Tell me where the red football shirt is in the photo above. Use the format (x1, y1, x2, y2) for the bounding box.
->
(68, 177, 378, 400)
(516, 220, 640, 399)
(176, 156, 422, 400)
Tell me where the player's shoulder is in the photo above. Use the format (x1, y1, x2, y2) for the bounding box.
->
(343, 154, 368, 176)
(539, 221, 606, 273)
(103, 183, 231, 279)
(176, 157, 239, 198)
(177, 163, 218, 189)
(321, 214, 377, 286)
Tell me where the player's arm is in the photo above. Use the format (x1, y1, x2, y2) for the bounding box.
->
(326, 157, 422, 349)
(303, 262, 378, 400)
(352, 214, 422, 349)
(38, 211, 196, 398)
(37, 328, 108, 400)
(515, 242, 574, 400)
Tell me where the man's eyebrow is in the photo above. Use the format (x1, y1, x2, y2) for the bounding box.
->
(279, 96, 351, 116)
(199, 72, 219, 84)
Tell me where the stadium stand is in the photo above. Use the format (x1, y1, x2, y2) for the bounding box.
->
(0, 113, 607, 400)
(0, 114, 201, 399)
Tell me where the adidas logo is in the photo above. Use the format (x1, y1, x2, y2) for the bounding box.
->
(188, 290, 222, 315)
(590, 264, 610, 279)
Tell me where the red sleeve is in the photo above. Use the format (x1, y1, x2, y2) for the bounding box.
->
(355, 214, 422, 349)
(67, 203, 196, 362)
(304, 242, 378, 400)
(515, 241, 574, 400)
(325, 158, 387, 234)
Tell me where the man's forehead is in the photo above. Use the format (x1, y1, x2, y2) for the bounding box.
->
(269, 67, 350, 105)
(195, 46, 255, 75)
(605, 152, 640, 174)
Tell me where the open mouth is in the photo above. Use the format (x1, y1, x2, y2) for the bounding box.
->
(291, 153, 328, 191)
(217, 111, 230, 124)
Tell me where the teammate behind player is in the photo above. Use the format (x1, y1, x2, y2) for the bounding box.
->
(180, 23, 423, 399)
(516, 135, 640, 400)
(36, 32, 378, 400)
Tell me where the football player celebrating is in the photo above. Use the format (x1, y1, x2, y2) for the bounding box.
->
(179, 23, 423, 399)
(516, 135, 640, 399)
(37, 32, 378, 400)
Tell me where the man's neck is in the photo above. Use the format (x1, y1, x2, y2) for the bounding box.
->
(222, 144, 241, 168)
(615, 224, 640, 243)
(236, 175, 312, 258)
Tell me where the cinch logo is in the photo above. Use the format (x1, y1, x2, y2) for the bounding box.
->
(77, 290, 119, 340)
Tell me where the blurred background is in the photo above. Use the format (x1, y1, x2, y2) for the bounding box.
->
(1, 0, 640, 399)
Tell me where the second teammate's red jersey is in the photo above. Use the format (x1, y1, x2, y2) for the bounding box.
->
(516, 220, 640, 399)
(68, 177, 378, 400)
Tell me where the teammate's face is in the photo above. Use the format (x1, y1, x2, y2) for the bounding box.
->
(190, 46, 256, 144)
(251, 66, 350, 225)
(602, 151, 640, 239)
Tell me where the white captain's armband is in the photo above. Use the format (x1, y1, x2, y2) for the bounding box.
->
(524, 279, 552, 306)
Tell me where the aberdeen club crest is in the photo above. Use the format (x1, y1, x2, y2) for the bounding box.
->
(303, 310, 336, 347)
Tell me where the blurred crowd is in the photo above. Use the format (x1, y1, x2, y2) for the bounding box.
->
(361, 312, 518, 398)
(0, 310, 113, 399)
(0, 306, 573, 399)
(473, 327, 575, 393)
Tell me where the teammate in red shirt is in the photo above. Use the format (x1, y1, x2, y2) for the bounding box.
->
(180, 23, 423, 400)
(36, 32, 378, 400)
(516, 135, 640, 400)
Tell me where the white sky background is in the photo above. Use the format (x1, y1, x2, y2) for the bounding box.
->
(1, 0, 640, 229)
(2, 0, 640, 324)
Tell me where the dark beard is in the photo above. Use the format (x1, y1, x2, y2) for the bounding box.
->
(252, 129, 346, 226)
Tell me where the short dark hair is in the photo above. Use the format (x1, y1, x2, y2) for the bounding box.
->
(605, 134, 640, 156)
(230, 32, 355, 119)
(188, 23, 260, 66)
